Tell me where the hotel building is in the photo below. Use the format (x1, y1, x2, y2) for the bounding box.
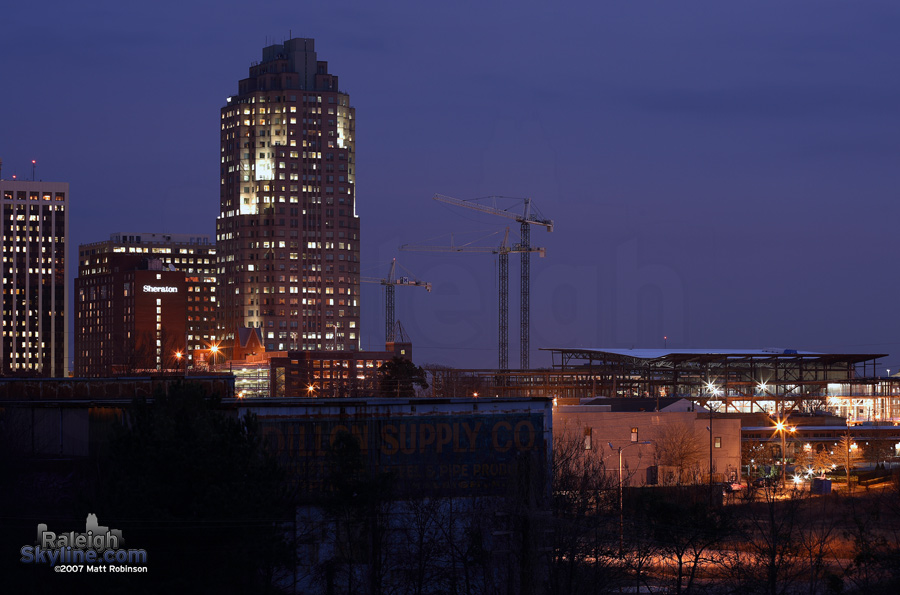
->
(0, 179, 68, 377)
(217, 37, 360, 355)
(75, 233, 216, 375)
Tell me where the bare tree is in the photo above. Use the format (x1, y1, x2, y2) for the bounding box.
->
(795, 492, 840, 595)
(637, 488, 732, 595)
(654, 422, 705, 485)
(841, 488, 900, 593)
(546, 423, 621, 595)
(722, 488, 806, 595)
(863, 439, 893, 469)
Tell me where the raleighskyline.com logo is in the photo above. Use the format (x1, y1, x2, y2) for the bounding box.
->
(20, 514, 148, 573)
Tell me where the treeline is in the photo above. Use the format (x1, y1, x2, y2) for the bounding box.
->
(305, 430, 900, 595)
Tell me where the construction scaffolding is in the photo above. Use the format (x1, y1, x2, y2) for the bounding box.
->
(429, 348, 900, 423)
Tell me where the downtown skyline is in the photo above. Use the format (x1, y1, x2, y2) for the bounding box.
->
(3, 1, 900, 371)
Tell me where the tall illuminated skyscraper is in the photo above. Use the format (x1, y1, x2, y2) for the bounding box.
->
(0, 179, 68, 377)
(217, 38, 360, 353)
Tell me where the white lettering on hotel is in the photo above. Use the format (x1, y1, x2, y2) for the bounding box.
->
(143, 285, 178, 293)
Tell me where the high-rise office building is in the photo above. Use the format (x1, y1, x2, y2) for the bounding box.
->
(75, 232, 217, 375)
(217, 38, 360, 354)
(0, 180, 68, 377)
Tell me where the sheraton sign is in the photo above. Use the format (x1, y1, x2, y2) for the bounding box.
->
(142, 285, 178, 293)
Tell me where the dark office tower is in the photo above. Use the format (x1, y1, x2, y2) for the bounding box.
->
(218, 38, 360, 354)
(0, 180, 68, 377)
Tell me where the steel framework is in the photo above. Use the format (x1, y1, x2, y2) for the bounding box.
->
(428, 349, 890, 418)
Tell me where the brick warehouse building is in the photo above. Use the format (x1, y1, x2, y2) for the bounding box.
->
(75, 232, 216, 373)
(0, 179, 68, 377)
(75, 255, 187, 375)
(269, 337, 412, 398)
(217, 37, 360, 355)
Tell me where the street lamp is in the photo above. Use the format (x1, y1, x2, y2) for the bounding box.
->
(774, 419, 796, 488)
(209, 344, 220, 369)
(706, 383, 722, 491)
(174, 351, 184, 375)
(609, 440, 652, 556)
(846, 438, 858, 493)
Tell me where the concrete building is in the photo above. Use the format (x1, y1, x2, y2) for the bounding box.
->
(75, 232, 217, 372)
(554, 402, 742, 486)
(217, 37, 360, 354)
(0, 179, 68, 377)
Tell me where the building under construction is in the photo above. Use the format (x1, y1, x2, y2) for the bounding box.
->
(428, 348, 900, 424)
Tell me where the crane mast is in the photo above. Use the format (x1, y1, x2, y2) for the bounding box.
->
(400, 228, 544, 370)
(360, 259, 431, 343)
(520, 220, 530, 369)
(499, 249, 509, 372)
(430, 194, 552, 369)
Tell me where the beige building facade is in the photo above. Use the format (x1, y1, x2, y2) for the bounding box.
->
(554, 406, 742, 487)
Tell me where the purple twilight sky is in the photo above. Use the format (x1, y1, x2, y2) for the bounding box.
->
(3, 1, 900, 371)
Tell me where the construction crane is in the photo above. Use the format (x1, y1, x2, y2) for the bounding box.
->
(401, 228, 545, 371)
(432, 194, 553, 369)
(361, 259, 431, 343)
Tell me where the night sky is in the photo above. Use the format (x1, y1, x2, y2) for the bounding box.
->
(4, 1, 900, 371)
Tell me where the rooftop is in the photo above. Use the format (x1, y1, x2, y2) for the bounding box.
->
(542, 347, 885, 366)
